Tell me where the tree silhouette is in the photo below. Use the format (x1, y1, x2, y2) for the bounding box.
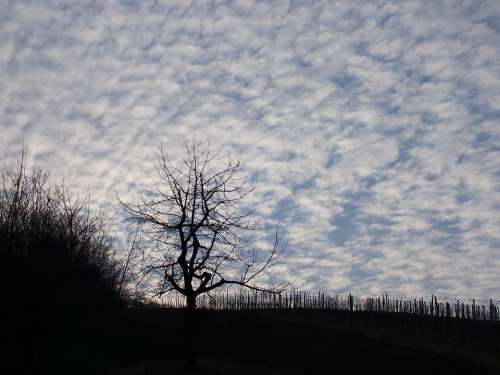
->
(118, 138, 287, 310)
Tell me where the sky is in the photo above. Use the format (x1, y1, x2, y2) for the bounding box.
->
(1, 0, 500, 300)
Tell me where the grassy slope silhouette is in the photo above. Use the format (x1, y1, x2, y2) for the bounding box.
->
(105, 308, 500, 375)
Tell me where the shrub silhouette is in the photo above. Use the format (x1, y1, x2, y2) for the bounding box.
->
(0, 155, 123, 314)
(0, 152, 127, 373)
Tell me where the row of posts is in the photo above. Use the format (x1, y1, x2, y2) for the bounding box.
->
(160, 291, 499, 321)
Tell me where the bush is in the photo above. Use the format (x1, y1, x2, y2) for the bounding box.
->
(0, 152, 126, 316)
(0, 152, 131, 373)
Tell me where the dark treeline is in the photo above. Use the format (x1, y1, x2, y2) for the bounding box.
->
(0, 151, 126, 311)
(160, 290, 500, 321)
(0, 151, 130, 374)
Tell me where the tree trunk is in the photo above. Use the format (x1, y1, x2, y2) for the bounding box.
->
(187, 294, 197, 310)
(184, 294, 198, 370)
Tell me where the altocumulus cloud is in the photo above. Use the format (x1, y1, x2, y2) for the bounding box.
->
(1, 0, 500, 299)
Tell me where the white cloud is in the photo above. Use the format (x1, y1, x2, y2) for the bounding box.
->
(1, 0, 500, 299)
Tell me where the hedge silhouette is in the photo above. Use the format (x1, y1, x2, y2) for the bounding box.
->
(0, 150, 127, 373)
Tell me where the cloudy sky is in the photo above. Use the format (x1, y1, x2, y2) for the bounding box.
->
(1, 0, 500, 300)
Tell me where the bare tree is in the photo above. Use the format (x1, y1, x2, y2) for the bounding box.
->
(117, 138, 287, 310)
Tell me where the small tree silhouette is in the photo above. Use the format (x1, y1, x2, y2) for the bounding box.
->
(118, 138, 288, 369)
(118, 138, 287, 310)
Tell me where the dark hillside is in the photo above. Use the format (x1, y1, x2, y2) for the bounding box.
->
(103, 308, 499, 375)
(2, 302, 499, 374)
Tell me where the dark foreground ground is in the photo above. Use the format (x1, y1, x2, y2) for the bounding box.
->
(2, 307, 500, 375)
